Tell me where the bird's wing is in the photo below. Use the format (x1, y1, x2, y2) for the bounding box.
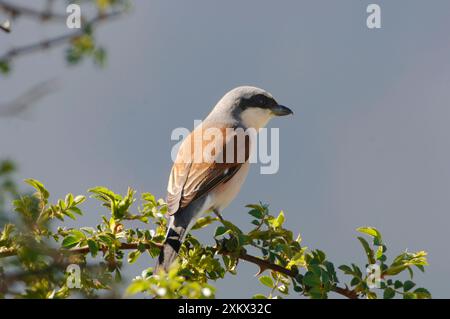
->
(167, 126, 250, 215)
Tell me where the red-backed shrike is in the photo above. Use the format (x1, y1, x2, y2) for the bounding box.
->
(156, 86, 292, 272)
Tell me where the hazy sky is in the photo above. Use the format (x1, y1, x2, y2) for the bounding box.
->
(1, 0, 450, 298)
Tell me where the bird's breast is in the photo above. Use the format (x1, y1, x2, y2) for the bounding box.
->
(210, 161, 250, 212)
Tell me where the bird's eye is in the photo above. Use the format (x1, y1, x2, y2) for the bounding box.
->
(256, 95, 266, 106)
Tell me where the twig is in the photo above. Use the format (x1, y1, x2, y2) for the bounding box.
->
(0, 79, 59, 117)
(0, 10, 123, 62)
(44, 0, 56, 18)
(66, 242, 162, 255)
(0, 247, 17, 258)
(0, 1, 67, 22)
(332, 286, 359, 299)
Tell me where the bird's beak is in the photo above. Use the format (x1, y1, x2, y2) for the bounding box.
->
(271, 104, 293, 116)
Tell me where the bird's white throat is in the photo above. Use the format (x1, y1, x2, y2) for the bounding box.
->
(239, 107, 273, 130)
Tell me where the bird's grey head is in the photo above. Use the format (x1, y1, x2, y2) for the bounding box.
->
(208, 86, 293, 129)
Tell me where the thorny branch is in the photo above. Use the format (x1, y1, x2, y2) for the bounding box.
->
(0, 241, 359, 299)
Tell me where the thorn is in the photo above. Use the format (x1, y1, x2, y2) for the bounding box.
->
(255, 265, 268, 276)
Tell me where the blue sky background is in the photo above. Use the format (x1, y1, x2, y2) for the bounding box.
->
(1, 0, 450, 298)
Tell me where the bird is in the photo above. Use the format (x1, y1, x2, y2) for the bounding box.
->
(156, 86, 293, 273)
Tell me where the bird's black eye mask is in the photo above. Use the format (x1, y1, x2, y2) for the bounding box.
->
(238, 94, 278, 111)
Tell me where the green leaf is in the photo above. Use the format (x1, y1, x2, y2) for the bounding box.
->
(63, 209, 76, 220)
(128, 250, 141, 264)
(98, 234, 114, 246)
(125, 279, 149, 296)
(308, 286, 326, 299)
(394, 280, 403, 289)
(259, 276, 274, 288)
(338, 265, 352, 274)
(237, 233, 249, 246)
(74, 195, 86, 205)
(246, 204, 266, 211)
(221, 220, 243, 235)
(403, 280, 416, 292)
(94, 47, 107, 67)
(367, 292, 377, 299)
(376, 246, 384, 260)
(0, 60, 10, 74)
(357, 236, 375, 264)
(351, 264, 363, 278)
(191, 216, 217, 230)
(248, 209, 263, 219)
(25, 179, 50, 201)
(383, 287, 395, 299)
(65, 194, 74, 207)
(416, 265, 425, 272)
(66, 47, 83, 64)
(350, 277, 360, 286)
(115, 269, 122, 283)
(252, 294, 267, 299)
(70, 229, 86, 240)
(356, 227, 382, 242)
(87, 239, 99, 257)
(0, 160, 15, 174)
(303, 271, 321, 287)
(0, 224, 15, 241)
(214, 226, 228, 238)
(89, 186, 120, 203)
(68, 207, 83, 216)
(403, 292, 417, 299)
(413, 288, 431, 299)
(271, 211, 285, 228)
(251, 220, 260, 226)
(62, 236, 80, 248)
(384, 266, 406, 276)
(356, 226, 382, 242)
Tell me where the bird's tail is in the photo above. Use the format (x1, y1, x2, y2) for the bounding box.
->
(155, 216, 187, 273)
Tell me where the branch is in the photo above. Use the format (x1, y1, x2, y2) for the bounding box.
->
(233, 251, 358, 299)
(0, 10, 123, 62)
(0, 247, 17, 258)
(2, 242, 359, 298)
(68, 242, 359, 299)
(0, 1, 67, 22)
